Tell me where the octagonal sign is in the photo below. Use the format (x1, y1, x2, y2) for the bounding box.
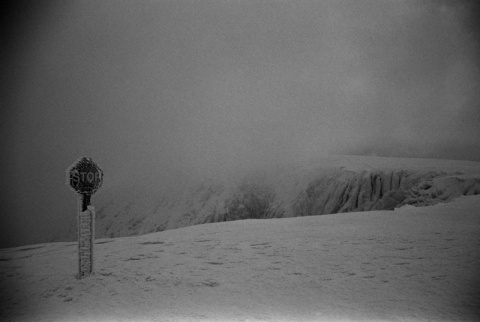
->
(67, 157, 103, 195)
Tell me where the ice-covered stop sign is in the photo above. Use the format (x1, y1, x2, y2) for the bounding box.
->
(67, 157, 103, 195)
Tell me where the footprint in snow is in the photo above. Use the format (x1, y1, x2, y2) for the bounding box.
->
(250, 244, 271, 251)
(139, 241, 164, 245)
(16, 245, 45, 252)
(202, 279, 219, 287)
(205, 261, 223, 265)
(396, 247, 414, 250)
(431, 275, 447, 280)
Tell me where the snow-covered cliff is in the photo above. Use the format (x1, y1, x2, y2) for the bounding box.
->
(292, 169, 480, 217)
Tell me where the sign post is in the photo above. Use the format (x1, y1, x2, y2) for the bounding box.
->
(67, 157, 103, 279)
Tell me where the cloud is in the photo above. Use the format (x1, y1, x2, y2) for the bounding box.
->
(1, 0, 479, 247)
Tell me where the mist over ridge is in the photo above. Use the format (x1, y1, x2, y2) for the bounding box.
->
(46, 154, 479, 244)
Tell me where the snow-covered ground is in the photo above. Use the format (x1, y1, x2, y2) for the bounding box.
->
(2, 194, 480, 321)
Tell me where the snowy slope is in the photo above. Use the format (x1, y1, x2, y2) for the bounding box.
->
(1, 194, 480, 321)
(75, 155, 480, 241)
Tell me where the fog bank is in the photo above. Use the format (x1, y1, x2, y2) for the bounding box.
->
(1, 0, 479, 247)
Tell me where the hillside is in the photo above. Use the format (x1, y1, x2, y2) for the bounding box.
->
(66, 155, 480, 241)
(2, 194, 480, 321)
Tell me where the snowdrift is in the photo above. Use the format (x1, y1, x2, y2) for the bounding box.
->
(82, 155, 480, 241)
(2, 194, 480, 321)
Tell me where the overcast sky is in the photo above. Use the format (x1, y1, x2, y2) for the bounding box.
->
(1, 0, 479, 247)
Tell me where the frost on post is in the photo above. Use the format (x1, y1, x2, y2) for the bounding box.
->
(78, 206, 95, 278)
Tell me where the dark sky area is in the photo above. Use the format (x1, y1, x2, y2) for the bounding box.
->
(1, 0, 479, 247)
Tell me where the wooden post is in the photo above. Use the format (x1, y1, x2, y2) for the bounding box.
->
(78, 194, 94, 279)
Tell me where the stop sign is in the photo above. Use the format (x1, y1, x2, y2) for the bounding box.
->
(67, 157, 103, 195)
